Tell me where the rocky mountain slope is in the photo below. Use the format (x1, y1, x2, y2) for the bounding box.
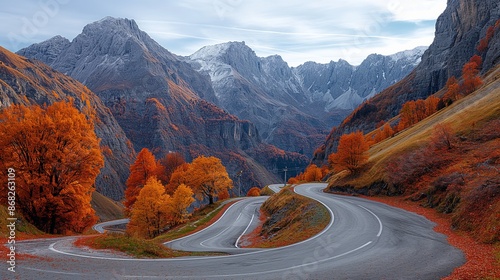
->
(0, 47, 135, 199)
(294, 47, 426, 111)
(188, 42, 328, 156)
(313, 0, 500, 163)
(187, 42, 424, 156)
(18, 17, 307, 192)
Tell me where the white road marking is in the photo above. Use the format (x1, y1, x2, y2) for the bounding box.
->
(235, 213, 255, 248)
(163, 199, 244, 245)
(357, 204, 383, 237)
(20, 266, 84, 275)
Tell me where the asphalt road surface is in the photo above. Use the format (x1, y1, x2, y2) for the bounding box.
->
(11, 183, 464, 279)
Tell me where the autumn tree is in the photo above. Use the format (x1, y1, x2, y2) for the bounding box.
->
(443, 76, 460, 104)
(157, 152, 185, 185)
(288, 177, 300, 184)
(398, 96, 440, 131)
(124, 148, 158, 212)
(0, 101, 103, 234)
(424, 96, 440, 117)
(217, 189, 230, 200)
(170, 184, 194, 225)
(431, 123, 456, 150)
(247, 187, 261, 197)
(127, 177, 171, 238)
(373, 123, 395, 144)
(188, 156, 233, 205)
(461, 55, 483, 95)
(303, 164, 323, 182)
(328, 131, 369, 173)
(166, 163, 190, 195)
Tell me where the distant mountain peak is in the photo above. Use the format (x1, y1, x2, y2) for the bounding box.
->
(389, 46, 427, 64)
(82, 17, 142, 39)
(190, 41, 251, 60)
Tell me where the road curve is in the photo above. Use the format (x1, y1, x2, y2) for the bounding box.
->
(13, 183, 464, 279)
(165, 196, 267, 253)
(92, 218, 129, 233)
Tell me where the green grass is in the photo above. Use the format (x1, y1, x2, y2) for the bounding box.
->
(77, 233, 218, 258)
(0, 205, 45, 237)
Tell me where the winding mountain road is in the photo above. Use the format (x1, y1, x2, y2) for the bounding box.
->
(12, 183, 464, 279)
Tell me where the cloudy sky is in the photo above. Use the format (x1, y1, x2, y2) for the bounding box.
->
(1, 0, 446, 66)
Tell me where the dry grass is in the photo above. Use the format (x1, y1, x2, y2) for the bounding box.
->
(91, 192, 124, 222)
(240, 188, 330, 248)
(333, 68, 500, 189)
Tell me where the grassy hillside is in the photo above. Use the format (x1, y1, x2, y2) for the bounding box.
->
(91, 192, 125, 222)
(327, 65, 500, 243)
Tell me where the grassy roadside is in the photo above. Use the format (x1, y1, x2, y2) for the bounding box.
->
(240, 187, 330, 248)
(74, 234, 221, 258)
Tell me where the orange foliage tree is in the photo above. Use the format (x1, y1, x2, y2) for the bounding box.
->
(124, 148, 158, 212)
(157, 152, 185, 185)
(461, 55, 483, 95)
(217, 189, 230, 200)
(303, 164, 324, 182)
(127, 177, 171, 238)
(430, 123, 456, 150)
(0, 101, 103, 234)
(247, 187, 261, 197)
(328, 131, 369, 173)
(166, 163, 190, 194)
(373, 123, 395, 144)
(398, 95, 440, 131)
(443, 76, 461, 104)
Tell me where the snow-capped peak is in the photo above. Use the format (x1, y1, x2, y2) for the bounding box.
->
(389, 46, 427, 63)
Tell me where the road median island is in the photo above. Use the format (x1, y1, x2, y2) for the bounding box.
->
(239, 187, 330, 248)
(74, 199, 240, 258)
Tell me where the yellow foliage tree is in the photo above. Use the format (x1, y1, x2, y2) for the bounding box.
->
(0, 101, 103, 234)
(127, 177, 171, 239)
(170, 184, 194, 225)
(188, 156, 233, 205)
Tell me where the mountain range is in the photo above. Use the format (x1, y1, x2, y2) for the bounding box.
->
(18, 18, 424, 159)
(6, 0, 494, 200)
(186, 41, 424, 156)
(13, 17, 310, 198)
(313, 0, 500, 164)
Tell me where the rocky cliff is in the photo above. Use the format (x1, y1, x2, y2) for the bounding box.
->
(0, 47, 135, 199)
(313, 0, 500, 163)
